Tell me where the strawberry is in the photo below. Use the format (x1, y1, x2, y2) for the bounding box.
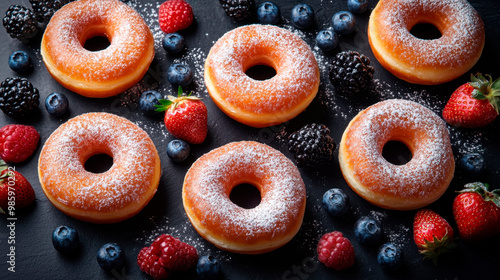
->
(137, 234, 198, 280)
(159, 0, 194, 34)
(453, 182, 500, 242)
(0, 124, 39, 163)
(442, 73, 500, 128)
(156, 87, 207, 144)
(413, 209, 456, 265)
(0, 160, 35, 214)
(317, 231, 355, 271)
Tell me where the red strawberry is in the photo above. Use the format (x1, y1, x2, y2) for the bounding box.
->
(137, 234, 198, 280)
(317, 231, 355, 271)
(156, 87, 207, 144)
(0, 124, 39, 163)
(453, 182, 500, 242)
(442, 73, 500, 128)
(413, 209, 456, 265)
(159, 0, 194, 33)
(0, 160, 35, 214)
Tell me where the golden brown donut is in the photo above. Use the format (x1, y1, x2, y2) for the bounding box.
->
(368, 0, 484, 85)
(339, 99, 455, 210)
(41, 0, 155, 98)
(183, 141, 306, 254)
(38, 113, 161, 223)
(204, 25, 320, 128)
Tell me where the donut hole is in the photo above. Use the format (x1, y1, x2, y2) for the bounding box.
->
(84, 153, 114, 173)
(382, 141, 412, 165)
(245, 65, 277, 81)
(83, 35, 111, 52)
(229, 183, 261, 209)
(410, 23, 442, 40)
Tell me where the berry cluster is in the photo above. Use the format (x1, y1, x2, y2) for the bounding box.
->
(287, 123, 336, 167)
(0, 77, 39, 119)
(329, 51, 374, 95)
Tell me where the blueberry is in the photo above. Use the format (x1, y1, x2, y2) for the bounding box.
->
(162, 33, 185, 54)
(256, 2, 280, 25)
(347, 0, 369, 14)
(139, 90, 162, 116)
(290, 4, 314, 30)
(167, 139, 190, 162)
(8, 51, 33, 74)
(45, 92, 69, 117)
(167, 63, 193, 87)
(460, 153, 485, 176)
(354, 216, 382, 245)
(332, 11, 356, 35)
(316, 30, 339, 52)
(322, 188, 349, 217)
(96, 243, 126, 272)
(196, 255, 221, 280)
(52, 225, 80, 254)
(377, 242, 403, 271)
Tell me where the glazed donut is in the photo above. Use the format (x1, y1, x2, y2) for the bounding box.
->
(182, 141, 306, 254)
(339, 99, 455, 210)
(204, 25, 320, 128)
(38, 113, 161, 223)
(41, 0, 154, 98)
(368, 0, 484, 85)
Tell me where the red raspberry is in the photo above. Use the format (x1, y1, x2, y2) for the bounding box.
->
(317, 231, 355, 271)
(137, 247, 170, 280)
(137, 234, 198, 279)
(159, 0, 194, 33)
(0, 124, 39, 163)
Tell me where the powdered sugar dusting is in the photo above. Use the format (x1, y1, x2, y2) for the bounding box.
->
(343, 99, 454, 199)
(39, 113, 159, 212)
(205, 24, 319, 114)
(184, 141, 306, 243)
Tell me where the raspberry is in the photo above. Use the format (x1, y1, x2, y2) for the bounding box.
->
(0, 125, 40, 163)
(159, 0, 194, 33)
(317, 231, 355, 271)
(137, 234, 198, 279)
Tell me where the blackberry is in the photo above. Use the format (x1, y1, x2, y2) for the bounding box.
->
(0, 77, 40, 119)
(288, 123, 336, 167)
(219, 0, 255, 21)
(3, 5, 39, 43)
(29, 0, 74, 23)
(329, 51, 374, 94)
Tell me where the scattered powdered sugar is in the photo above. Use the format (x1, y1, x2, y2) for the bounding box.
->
(39, 113, 159, 211)
(184, 141, 306, 245)
(386, 223, 411, 244)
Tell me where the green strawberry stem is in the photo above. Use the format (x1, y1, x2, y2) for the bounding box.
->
(458, 182, 500, 208)
(469, 73, 500, 114)
(419, 230, 457, 266)
(155, 86, 201, 112)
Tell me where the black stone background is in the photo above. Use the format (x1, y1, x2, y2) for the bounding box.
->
(0, 0, 499, 279)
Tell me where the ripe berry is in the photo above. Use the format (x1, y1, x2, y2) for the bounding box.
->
(45, 92, 69, 117)
(459, 153, 485, 177)
(167, 63, 193, 87)
(29, 0, 74, 23)
(256, 2, 280, 24)
(347, 0, 369, 14)
(162, 33, 185, 54)
(0, 124, 39, 163)
(287, 123, 336, 167)
(316, 29, 338, 52)
(139, 90, 163, 116)
(329, 51, 374, 95)
(317, 231, 355, 270)
(0, 77, 40, 119)
(196, 255, 221, 280)
(167, 139, 190, 162)
(159, 0, 194, 33)
(52, 225, 80, 254)
(219, 0, 255, 22)
(354, 216, 382, 245)
(3, 5, 39, 43)
(322, 188, 349, 217)
(96, 243, 126, 272)
(377, 242, 403, 271)
(8, 51, 33, 74)
(290, 3, 314, 30)
(332, 11, 355, 35)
